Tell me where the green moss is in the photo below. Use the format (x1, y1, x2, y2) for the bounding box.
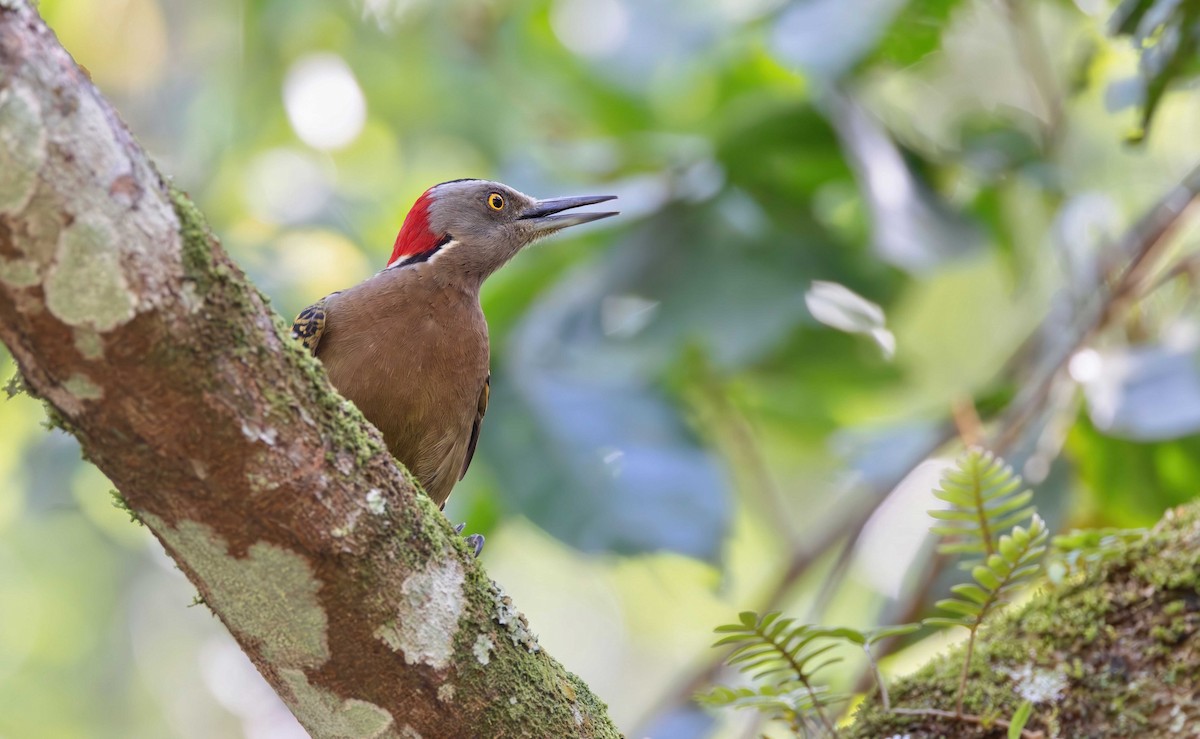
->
(422, 561, 618, 738)
(169, 184, 388, 475)
(109, 489, 142, 525)
(847, 503, 1200, 737)
(3, 371, 26, 399)
(39, 399, 75, 434)
(165, 184, 623, 734)
(169, 184, 218, 292)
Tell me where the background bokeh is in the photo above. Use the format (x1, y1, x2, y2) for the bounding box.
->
(2, 0, 1199, 736)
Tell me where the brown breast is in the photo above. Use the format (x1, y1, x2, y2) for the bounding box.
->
(315, 264, 489, 507)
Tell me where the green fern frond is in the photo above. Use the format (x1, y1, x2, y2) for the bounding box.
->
(930, 447, 1036, 566)
(821, 624, 920, 646)
(926, 514, 1049, 630)
(697, 684, 844, 713)
(712, 612, 841, 686)
(697, 684, 849, 737)
(707, 611, 844, 734)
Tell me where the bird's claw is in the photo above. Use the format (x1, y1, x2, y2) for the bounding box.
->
(454, 522, 484, 557)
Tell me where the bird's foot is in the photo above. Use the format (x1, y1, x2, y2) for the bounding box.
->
(454, 523, 486, 557)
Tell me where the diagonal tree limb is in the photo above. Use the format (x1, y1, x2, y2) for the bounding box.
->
(0, 3, 619, 737)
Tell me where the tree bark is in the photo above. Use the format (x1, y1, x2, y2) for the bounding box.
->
(0, 3, 620, 737)
(847, 500, 1200, 737)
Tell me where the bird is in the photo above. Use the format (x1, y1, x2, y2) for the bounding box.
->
(292, 179, 617, 553)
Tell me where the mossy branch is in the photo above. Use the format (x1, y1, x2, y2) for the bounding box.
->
(846, 501, 1200, 737)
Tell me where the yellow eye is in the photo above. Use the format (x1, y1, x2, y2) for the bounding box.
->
(487, 192, 505, 211)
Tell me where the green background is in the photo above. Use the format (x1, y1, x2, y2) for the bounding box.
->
(2, 0, 1198, 736)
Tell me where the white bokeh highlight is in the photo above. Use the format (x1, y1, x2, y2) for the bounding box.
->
(550, 0, 630, 57)
(243, 148, 332, 225)
(283, 54, 367, 151)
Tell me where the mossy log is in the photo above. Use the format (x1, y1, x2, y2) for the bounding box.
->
(848, 502, 1200, 738)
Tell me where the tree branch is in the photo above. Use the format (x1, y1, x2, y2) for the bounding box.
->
(847, 501, 1200, 737)
(0, 3, 619, 737)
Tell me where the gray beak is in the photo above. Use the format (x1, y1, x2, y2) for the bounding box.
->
(520, 194, 618, 233)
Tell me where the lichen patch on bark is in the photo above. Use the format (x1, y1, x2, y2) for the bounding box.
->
(63, 372, 102, 400)
(0, 256, 39, 286)
(473, 634, 494, 666)
(143, 515, 331, 670)
(279, 668, 395, 739)
(490, 581, 540, 653)
(0, 84, 44, 214)
(374, 557, 466, 670)
(44, 215, 136, 331)
(71, 328, 104, 359)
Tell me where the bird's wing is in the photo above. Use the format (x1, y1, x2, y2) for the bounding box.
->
(291, 295, 335, 354)
(460, 372, 490, 480)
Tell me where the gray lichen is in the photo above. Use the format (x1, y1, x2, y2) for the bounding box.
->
(374, 557, 466, 670)
(0, 85, 45, 214)
(489, 581, 540, 653)
(142, 514, 331, 670)
(63, 373, 102, 400)
(279, 668, 395, 739)
(44, 216, 136, 331)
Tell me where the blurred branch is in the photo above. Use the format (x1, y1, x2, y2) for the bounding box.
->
(994, 163, 1200, 453)
(0, 4, 618, 737)
(688, 357, 798, 544)
(998, 0, 1064, 150)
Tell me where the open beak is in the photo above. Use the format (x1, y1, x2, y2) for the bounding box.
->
(520, 194, 619, 233)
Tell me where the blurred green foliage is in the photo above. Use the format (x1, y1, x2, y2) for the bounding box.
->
(3, 0, 1200, 737)
(1111, 0, 1200, 139)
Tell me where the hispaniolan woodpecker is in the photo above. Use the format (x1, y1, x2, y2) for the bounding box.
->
(291, 179, 618, 551)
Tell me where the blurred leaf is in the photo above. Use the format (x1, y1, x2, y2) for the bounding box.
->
(805, 280, 895, 359)
(1066, 413, 1200, 525)
(869, 0, 966, 68)
(485, 258, 731, 560)
(826, 93, 984, 274)
(716, 102, 852, 209)
(1109, 0, 1200, 140)
(1009, 700, 1034, 739)
(772, 0, 909, 81)
(1075, 334, 1200, 441)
